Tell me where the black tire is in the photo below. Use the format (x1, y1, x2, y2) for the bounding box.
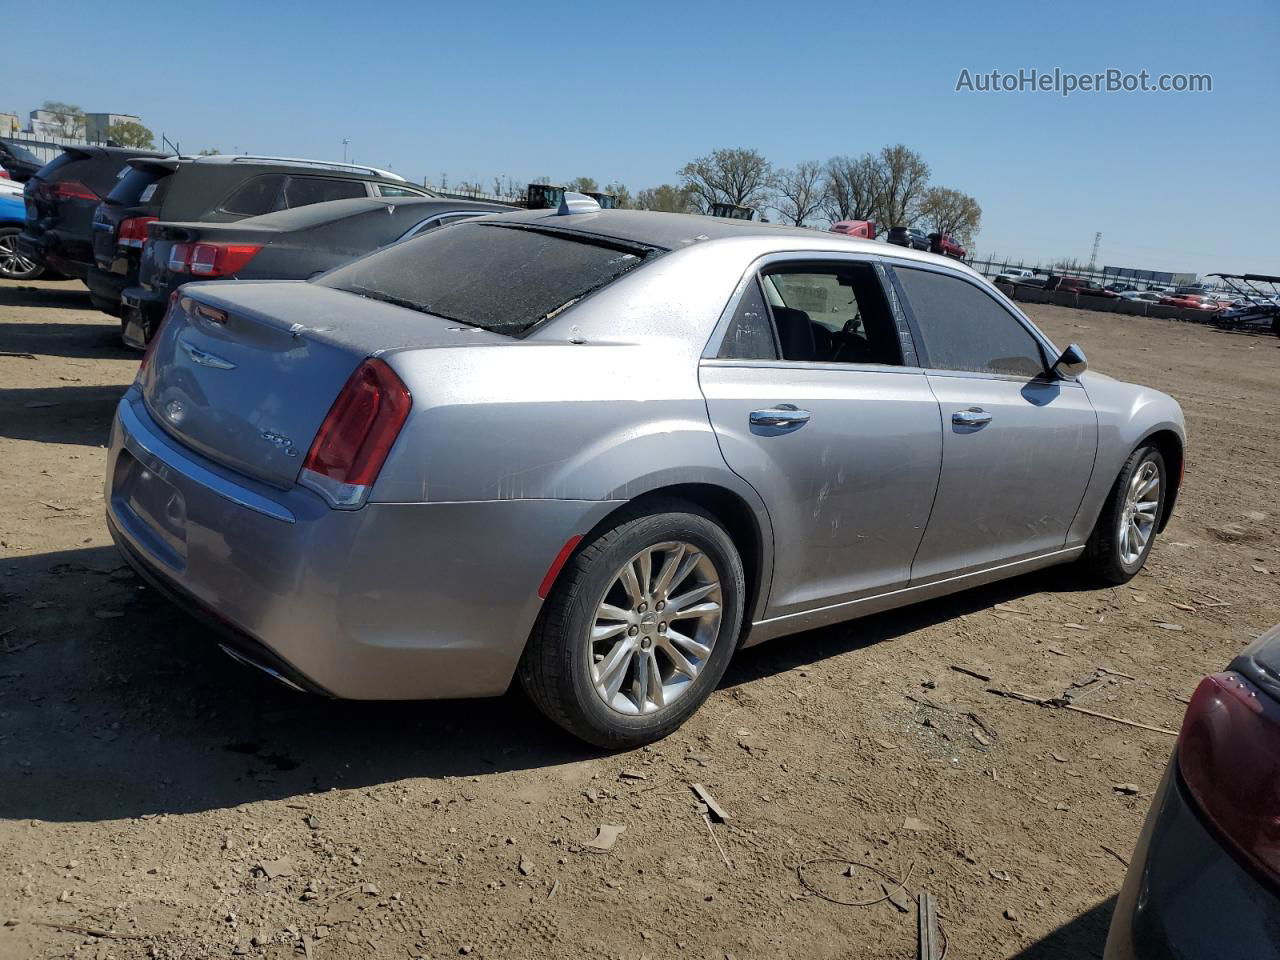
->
(1079, 445, 1167, 585)
(0, 226, 44, 281)
(519, 499, 745, 748)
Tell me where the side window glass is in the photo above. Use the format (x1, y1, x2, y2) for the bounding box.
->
(761, 263, 903, 365)
(717, 278, 778, 360)
(220, 174, 287, 216)
(895, 267, 1047, 377)
(284, 176, 368, 208)
(377, 184, 423, 197)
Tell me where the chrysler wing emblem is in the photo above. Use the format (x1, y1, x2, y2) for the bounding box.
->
(185, 344, 237, 370)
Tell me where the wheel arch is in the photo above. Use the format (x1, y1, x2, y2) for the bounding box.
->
(1139, 428, 1183, 532)
(539, 482, 773, 644)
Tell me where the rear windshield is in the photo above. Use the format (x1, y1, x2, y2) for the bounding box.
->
(107, 165, 172, 207)
(41, 151, 131, 197)
(316, 222, 657, 336)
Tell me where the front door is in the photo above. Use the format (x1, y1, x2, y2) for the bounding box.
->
(699, 258, 943, 618)
(891, 264, 1098, 582)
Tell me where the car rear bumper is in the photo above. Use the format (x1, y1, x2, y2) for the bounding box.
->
(1104, 758, 1280, 959)
(18, 228, 91, 279)
(86, 266, 130, 314)
(105, 390, 621, 700)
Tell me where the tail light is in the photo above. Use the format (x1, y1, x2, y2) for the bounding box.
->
(1178, 671, 1280, 886)
(167, 244, 190, 272)
(50, 180, 98, 201)
(136, 292, 182, 381)
(188, 243, 261, 277)
(118, 216, 158, 249)
(299, 358, 412, 509)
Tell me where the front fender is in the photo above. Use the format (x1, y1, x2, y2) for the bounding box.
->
(1069, 373, 1186, 546)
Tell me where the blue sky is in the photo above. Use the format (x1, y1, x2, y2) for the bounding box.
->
(6, 0, 1278, 274)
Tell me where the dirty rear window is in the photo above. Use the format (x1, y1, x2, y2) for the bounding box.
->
(315, 222, 656, 336)
(107, 165, 172, 207)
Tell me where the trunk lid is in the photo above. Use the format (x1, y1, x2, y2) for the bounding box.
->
(139, 219, 279, 293)
(93, 158, 178, 274)
(139, 280, 504, 489)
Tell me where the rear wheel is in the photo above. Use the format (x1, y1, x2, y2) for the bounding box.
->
(519, 500, 745, 748)
(1079, 445, 1167, 585)
(0, 226, 43, 280)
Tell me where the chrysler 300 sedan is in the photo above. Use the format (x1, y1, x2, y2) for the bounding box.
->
(105, 199, 1184, 746)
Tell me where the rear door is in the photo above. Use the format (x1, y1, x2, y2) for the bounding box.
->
(699, 256, 942, 618)
(891, 264, 1098, 582)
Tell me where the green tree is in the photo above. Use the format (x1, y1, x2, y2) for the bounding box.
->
(107, 120, 155, 149)
(566, 176, 599, 194)
(198, 147, 222, 156)
(603, 181, 632, 208)
(41, 100, 85, 138)
(679, 147, 772, 213)
(917, 186, 982, 246)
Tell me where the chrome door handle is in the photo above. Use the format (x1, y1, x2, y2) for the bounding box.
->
(952, 407, 992, 427)
(750, 404, 811, 428)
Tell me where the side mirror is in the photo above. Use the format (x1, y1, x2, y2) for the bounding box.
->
(1052, 343, 1088, 379)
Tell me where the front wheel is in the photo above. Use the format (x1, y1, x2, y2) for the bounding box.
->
(1079, 445, 1167, 585)
(0, 227, 44, 280)
(519, 500, 745, 748)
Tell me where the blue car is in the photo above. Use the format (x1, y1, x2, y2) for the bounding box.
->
(0, 191, 45, 280)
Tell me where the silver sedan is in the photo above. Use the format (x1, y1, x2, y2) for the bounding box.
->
(104, 199, 1185, 746)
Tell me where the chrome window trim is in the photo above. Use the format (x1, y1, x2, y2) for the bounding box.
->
(394, 210, 488, 243)
(883, 257, 1065, 374)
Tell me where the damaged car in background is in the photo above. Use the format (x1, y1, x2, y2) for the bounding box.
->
(105, 197, 1185, 747)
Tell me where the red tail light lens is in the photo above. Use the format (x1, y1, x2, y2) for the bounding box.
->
(118, 216, 158, 249)
(167, 243, 190, 272)
(189, 243, 261, 277)
(1178, 671, 1280, 885)
(50, 180, 99, 201)
(299, 358, 412, 509)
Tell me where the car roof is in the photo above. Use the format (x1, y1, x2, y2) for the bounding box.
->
(196, 196, 515, 232)
(181, 154, 407, 181)
(471, 208, 975, 272)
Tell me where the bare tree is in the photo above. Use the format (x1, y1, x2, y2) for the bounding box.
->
(821, 153, 878, 223)
(771, 161, 826, 226)
(635, 184, 695, 213)
(41, 100, 85, 138)
(869, 144, 930, 229)
(679, 147, 772, 213)
(917, 186, 982, 245)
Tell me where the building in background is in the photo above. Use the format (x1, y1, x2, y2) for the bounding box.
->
(1103, 265, 1198, 286)
(0, 113, 19, 137)
(84, 112, 141, 142)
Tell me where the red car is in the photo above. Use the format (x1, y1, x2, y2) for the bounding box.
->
(1159, 294, 1224, 312)
(829, 219, 875, 239)
(928, 232, 966, 259)
(1044, 275, 1119, 298)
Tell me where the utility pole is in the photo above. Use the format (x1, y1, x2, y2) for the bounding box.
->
(1089, 231, 1102, 272)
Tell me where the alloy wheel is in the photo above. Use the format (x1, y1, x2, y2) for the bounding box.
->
(588, 541, 723, 716)
(1118, 460, 1160, 566)
(0, 232, 39, 280)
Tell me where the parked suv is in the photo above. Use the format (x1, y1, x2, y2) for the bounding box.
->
(86, 155, 433, 316)
(1044, 275, 1119, 298)
(928, 232, 966, 259)
(18, 145, 166, 281)
(886, 225, 930, 250)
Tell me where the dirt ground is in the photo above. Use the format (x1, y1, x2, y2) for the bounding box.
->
(0, 276, 1276, 960)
